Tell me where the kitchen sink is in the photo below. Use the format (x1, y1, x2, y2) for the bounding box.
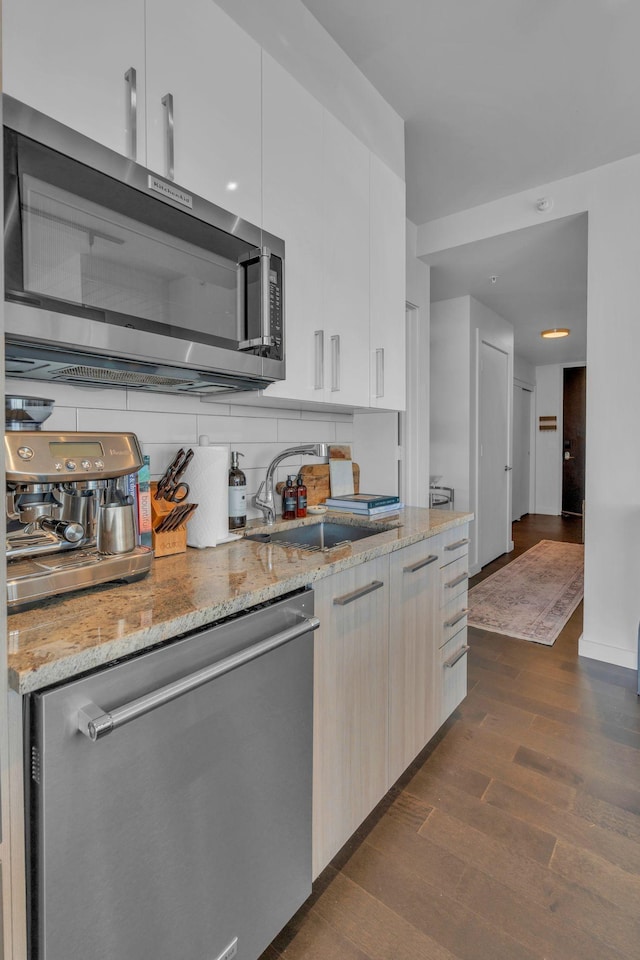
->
(244, 520, 394, 552)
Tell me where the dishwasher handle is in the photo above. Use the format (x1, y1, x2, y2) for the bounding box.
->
(77, 615, 320, 741)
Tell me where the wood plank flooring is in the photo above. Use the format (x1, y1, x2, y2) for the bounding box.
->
(260, 515, 640, 960)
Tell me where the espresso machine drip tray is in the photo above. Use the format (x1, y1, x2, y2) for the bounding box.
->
(7, 546, 153, 612)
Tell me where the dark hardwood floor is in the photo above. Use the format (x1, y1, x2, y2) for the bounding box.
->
(261, 515, 640, 960)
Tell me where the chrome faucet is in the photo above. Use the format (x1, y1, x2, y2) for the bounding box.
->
(254, 443, 330, 524)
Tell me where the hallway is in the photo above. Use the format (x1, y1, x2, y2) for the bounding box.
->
(263, 515, 640, 960)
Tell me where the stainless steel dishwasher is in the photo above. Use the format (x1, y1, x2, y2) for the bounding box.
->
(26, 589, 318, 960)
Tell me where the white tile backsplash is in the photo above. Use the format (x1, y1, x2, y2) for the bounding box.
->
(11, 382, 354, 514)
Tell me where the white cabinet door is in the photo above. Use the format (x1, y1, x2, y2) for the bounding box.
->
(320, 112, 371, 407)
(388, 539, 440, 784)
(370, 155, 406, 410)
(145, 0, 262, 223)
(261, 55, 324, 404)
(312, 557, 389, 878)
(2, 0, 146, 159)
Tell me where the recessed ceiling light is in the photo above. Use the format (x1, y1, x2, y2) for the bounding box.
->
(541, 328, 570, 339)
(226, 181, 238, 191)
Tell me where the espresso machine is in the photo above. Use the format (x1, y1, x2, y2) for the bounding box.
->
(5, 396, 153, 611)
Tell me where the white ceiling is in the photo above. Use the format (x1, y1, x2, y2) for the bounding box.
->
(300, 0, 640, 225)
(298, 0, 622, 366)
(428, 213, 588, 366)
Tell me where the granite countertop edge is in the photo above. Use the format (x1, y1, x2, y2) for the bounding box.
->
(8, 508, 472, 695)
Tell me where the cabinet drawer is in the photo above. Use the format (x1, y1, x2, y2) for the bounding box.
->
(441, 594, 468, 647)
(441, 528, 470, 563)
(439, 555, 469, 606)
(440, 626, 468, 722)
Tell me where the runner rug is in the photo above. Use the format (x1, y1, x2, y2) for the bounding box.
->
(467, 539, 584, 646)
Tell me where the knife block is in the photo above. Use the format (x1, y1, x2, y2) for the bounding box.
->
(150, 483, 188, 557)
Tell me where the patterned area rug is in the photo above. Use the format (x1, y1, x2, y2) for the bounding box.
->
(467, 539, 584, 646)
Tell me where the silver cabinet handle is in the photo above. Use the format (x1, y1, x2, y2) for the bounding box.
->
(443, 608, 468, 629)
(403, 554, 438, 573)
(314, 330, 325, 390)
(445, 572, 468, 589)
(330, 334, 340, 392)
(443, 644, 469, 669)
(375, 347, 385, 398)
(161, 92, 174, 180)
(77, 615, 320, 741)
(124, 67, 137, 160)
(445, 538, 470, 551)
(333, 580, 384, 606)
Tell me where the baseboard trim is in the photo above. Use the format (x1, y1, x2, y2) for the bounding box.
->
(579, 635, 637, 670)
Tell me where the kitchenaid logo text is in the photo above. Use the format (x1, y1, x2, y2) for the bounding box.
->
(147, 175, 193, 208)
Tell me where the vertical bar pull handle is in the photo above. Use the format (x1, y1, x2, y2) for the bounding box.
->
(314, 330, 325, 390)
(124, 67, 137, 161)
(376, 347, 385, 398)
(331, 335, 341, 392)
(161, 92, 175, 180)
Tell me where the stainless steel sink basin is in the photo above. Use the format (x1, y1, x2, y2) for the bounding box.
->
(244, 520, 392, 552)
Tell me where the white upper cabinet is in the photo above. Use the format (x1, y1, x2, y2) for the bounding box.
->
(145, 0, 262, 224)
(319, 112, 371, 407)
(2, 0, 146, 159)
(261, 55, 324, 404)
(370, 156, 407, 410)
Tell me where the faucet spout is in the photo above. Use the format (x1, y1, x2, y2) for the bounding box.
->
(253, 443, 330, 524)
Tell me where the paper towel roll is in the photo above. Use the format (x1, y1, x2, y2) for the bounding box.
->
(186, 437, 229, 548)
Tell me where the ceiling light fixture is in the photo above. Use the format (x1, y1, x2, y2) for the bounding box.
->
(541, 328, 570, 339)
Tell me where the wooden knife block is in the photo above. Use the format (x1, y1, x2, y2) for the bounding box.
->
(150, 482, 188, 557)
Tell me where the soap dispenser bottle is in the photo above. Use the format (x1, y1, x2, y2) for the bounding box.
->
(228, 451, 247, 530)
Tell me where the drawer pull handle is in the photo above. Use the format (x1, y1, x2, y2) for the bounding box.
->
(443, 608, 468, 629)
(444, 644, 470, 669)
(333, 580, 384, 606)
(403, 555, 438, 573)
(445, 572, 468, 589)
(445, 538, 470, 551)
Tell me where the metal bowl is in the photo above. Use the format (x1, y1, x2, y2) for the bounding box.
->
(5, 395, 55, 431)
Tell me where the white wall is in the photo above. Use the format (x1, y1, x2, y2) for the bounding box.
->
(418, 152, 640, 669)
(534, 364, 563, 515)
(404, 220, 431, 508)
(430, 296, 471, 512)
(6, 379, 353, 522)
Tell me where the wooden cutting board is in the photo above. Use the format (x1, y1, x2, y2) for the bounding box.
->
(275, 446, 359, 505)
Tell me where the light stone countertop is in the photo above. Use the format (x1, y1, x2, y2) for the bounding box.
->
(7, 507, 472, 694)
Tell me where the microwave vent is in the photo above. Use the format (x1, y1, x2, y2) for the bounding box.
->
(52, 365, 195, 388)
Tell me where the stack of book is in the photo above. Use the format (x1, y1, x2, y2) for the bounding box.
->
(324, 493, 403, 516)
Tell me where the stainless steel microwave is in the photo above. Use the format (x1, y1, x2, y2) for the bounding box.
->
(3, 96, 285, 395)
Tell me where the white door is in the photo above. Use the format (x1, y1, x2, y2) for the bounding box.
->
(512, 384, 532, 521)
(479, 341, 510, 566)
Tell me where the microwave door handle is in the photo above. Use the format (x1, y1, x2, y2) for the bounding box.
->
(238, 246, 275, 352)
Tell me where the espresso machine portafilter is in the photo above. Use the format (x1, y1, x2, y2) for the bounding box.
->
(5, 400, 153, 610)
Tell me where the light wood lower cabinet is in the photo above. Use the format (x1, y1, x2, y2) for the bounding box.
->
(312, 525, 469, 878)
(437, 526, 470, 725)
(312, 556, 389, 878)
(388, 540, 440, 784)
